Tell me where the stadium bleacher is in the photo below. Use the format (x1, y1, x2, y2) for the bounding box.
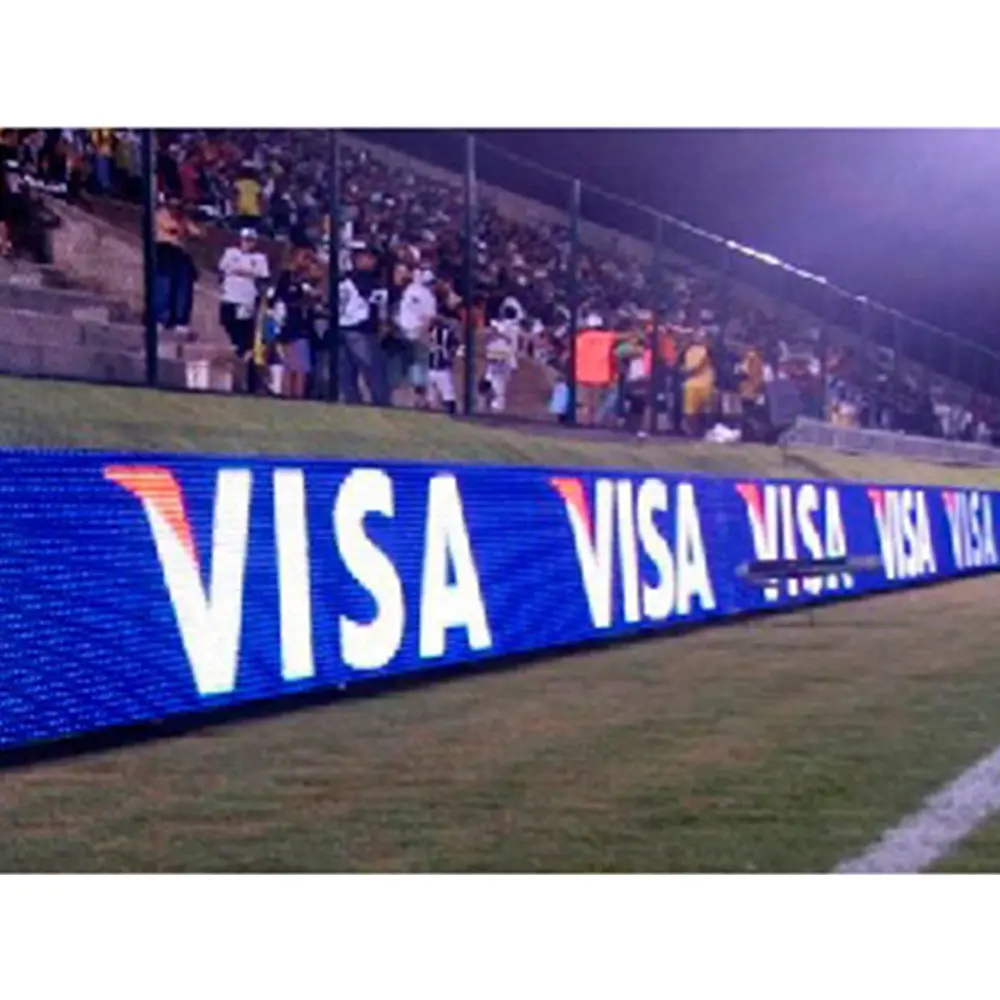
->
(2, 127, 997, 447)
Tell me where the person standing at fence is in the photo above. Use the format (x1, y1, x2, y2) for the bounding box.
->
(681, 326, 717, 438)
(480, 323, 517, 414)
(396, 266, 438, 408)
(621, 331, 652, 437)
(155, 196, 201, 340)
(426, 281, 462, 414)
(654, 322, 680, 434)
(381, 258, 413, 394)
(738, 343, 767, 441)
(338, 244, 391, 406)
(90, 129, 114, 194)
(272, 248, 321, 400)
(218, 228, 270, 392)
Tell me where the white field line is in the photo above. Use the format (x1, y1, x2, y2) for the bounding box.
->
(835, 743, 1000, 873)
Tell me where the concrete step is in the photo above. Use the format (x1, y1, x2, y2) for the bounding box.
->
(0, 257, 76, 290)
(0, 306, 232, 362)
(0, 282, 132, 323)
(0, 338, 188, 389)
(0, 306, 144, 353)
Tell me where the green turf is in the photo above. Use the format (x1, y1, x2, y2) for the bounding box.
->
(3, 373, 1000, 871)
(2, 374, 1000, 487)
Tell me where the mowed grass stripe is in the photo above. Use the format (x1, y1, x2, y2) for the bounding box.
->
(1, 575, 999, 871)
(2, 374, 1000, 487)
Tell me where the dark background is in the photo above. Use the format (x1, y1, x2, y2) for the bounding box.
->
(363, 129, 1000, 343)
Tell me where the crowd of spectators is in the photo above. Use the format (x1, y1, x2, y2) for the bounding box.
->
(2, 127, 998, 445)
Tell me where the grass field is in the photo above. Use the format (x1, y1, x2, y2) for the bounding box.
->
(4, 373, 1000, 487)
(2, 374, 1000, 872)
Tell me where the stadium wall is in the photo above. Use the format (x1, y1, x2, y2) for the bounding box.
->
(1, 449, 998, 751)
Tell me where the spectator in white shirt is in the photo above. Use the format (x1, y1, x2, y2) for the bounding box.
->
(218, 228, 270, 367)
(480, 327, 517, 413)
(396, 269, 438, 407)
(490, 301, 523, 372)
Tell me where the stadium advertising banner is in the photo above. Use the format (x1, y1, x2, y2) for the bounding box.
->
(0, 449, 998, 751)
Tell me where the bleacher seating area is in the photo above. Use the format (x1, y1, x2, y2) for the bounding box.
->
(2, 126, 999, 446)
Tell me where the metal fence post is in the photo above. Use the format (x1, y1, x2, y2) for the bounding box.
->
(140, 129, 158, 388)
(649, 215, 664, 435)
(566, 178, 582, 426)
(326, 129, 342, 403)
(858, 298, 874, 427)
(462, 134, 477, 416)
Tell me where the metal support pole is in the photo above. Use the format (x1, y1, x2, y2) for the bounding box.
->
(649, 216, 664, 435)
(140, 129, 158, 388)
(859, 298, 874, 427)
(462, 134, 477, 416)
(566, 178, 582, 426)
(326, 130, 342, 403)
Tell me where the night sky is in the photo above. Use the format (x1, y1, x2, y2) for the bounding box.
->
(369, 129, 1000, 346)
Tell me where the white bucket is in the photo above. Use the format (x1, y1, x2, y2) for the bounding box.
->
(185, 359, 210, 391)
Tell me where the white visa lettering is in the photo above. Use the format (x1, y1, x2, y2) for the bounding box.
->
(419, 474, 492, 658)
(946, 491, 999, 570)
(273, 469, 317, 682)
(142, 469, 252, 696)
(740, 483, 851, 602)
(336, 468, 406, 671)
(565, 477, 714, 629)
(871, 489, 936, 581)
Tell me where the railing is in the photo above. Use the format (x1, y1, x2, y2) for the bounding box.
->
(783, 417, 1000, 468)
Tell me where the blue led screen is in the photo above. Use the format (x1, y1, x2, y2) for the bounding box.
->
(0, 449, 997, 750)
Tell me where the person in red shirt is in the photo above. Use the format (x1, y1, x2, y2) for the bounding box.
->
(178, 152, 202, 208)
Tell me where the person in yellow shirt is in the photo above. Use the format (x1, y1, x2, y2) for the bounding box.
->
(681, 327, 717, 437)
(233, 169, 262, 228)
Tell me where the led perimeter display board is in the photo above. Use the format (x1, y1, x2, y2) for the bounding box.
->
(0, 449, 997, 751)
